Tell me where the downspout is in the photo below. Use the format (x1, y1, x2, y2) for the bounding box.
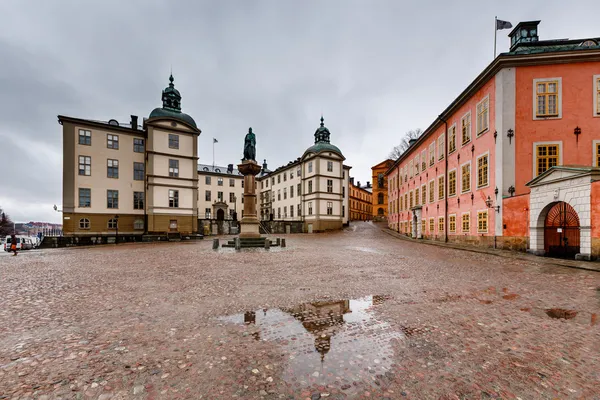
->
(439, 114, 449, 243)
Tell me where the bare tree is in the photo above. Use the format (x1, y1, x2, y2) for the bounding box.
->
(0, 207, 14, 236)
(388, 128, 423, 160)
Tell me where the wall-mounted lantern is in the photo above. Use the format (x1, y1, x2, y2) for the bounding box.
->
(574, 126, 581, 143)
(507, 129, 514, 144)
(485, 196, 500, 213)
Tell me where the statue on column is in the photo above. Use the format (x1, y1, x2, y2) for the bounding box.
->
(243, 127, 256, 161)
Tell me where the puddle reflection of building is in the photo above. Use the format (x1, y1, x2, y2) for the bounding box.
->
(285, 300, 351, 362)
(244, 311, 261, 341)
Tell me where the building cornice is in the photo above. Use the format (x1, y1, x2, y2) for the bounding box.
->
(146, 151, 199, 160)
(58, 115, 147, 137)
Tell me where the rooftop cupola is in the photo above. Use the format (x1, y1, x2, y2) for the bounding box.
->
(509, 21, 540, 50)
(148, 74, 198, 129)
(314, 116, 331, 144)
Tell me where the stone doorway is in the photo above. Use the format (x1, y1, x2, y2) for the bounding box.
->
(217, 209, 225, 221)
(410, 206, 422, 239)
(543, 202, 580, 259)
(526, 166, 598, 260)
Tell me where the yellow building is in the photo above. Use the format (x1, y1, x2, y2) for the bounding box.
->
(371, 159, 393, 220)
(59, 75, 201, 237)
(349, 179, 372, 221)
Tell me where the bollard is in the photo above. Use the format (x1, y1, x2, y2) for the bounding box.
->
(276, 238, 281, 246)
(212, 238, 219, 250)
(235, 237, 241, 250)
(264, 239, 270, 249)
(281, 238, 286, 248)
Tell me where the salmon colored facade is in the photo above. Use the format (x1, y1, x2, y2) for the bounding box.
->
(387, 21, 600, 260)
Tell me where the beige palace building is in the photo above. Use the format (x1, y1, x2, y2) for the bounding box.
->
(59, 75, 200, 236)
(59, 77, 351, 237)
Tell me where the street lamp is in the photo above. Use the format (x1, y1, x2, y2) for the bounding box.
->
(485, 196, 500, 213)
(114, 215, 119, 244)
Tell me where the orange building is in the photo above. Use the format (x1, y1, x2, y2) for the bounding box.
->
(386, 21, 600, 260)
(349, 178, 372, 221)
(372, 159, 393, 220)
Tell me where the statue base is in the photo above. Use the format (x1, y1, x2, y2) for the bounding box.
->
(237, 160, 263, 239)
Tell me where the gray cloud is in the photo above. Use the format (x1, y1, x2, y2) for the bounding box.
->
(0, 0, 597, 222)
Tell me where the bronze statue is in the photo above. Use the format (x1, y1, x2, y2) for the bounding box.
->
(243, 127, 256, 161)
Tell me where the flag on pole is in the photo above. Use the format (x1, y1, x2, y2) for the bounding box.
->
(213, 138, 218, 143)
(496, 19, 512, 30)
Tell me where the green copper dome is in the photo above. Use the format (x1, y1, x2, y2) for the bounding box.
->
(303, 116, 343, 157)
(148, 74, 197, 128)
(304, 142, 343, 156)
(149, 107, 197, 128)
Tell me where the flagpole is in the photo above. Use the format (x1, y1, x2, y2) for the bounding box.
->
(212, 139, 215, 169)
(494, 16, 497, 59)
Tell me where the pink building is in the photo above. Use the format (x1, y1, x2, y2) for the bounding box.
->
(387, 21, 600, 260)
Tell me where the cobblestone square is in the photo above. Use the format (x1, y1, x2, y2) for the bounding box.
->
(1, 222, 599, 399)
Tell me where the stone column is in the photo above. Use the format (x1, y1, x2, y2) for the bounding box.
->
(238, 160, 262, 238)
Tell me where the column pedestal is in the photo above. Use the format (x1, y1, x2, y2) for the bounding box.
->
(237, 160, 263, 238)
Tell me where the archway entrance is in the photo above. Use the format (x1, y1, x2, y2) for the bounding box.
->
(544, 202, 580, 259)
(217, 209, 225, 221)
(377, 208, 384, 216)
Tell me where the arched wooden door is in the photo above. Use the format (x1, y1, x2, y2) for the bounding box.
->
(544, 202, 580, 258)
(217, 209, 225, 221)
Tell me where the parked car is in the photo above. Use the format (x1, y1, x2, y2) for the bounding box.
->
(4, 236, 23, 251)
(21, 238, 34, 250)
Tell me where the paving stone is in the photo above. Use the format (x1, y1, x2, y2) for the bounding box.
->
(0, 222, 598, 398)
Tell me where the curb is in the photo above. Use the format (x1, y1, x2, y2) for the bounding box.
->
(381, 228, 600, 273)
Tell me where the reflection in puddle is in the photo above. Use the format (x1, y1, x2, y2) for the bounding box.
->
(220, 295, 402, 393)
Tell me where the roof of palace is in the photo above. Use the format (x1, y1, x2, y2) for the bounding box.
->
(198, 164, 244, 176)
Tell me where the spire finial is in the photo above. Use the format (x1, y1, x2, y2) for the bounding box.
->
(169, 73, 174, 87)
(320, 115, 324, 127)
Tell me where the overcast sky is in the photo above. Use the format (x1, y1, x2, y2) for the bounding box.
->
(1, 0, 598, 223)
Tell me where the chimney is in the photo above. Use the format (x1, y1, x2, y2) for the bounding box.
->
(357, 181, 361, 187)
(227, 164, 234, 173)
(350, 177, 355, 185)
(131, 115, 138, 130)
(367, 181, 371, 188)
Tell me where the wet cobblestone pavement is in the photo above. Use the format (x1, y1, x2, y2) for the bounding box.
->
(1, 222, 599, 399)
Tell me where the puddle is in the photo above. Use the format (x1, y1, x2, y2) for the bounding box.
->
(219, 295, 403, 392)
(546, 308, 578, 319)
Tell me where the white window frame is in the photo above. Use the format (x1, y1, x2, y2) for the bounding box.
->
(476, 95, 490, 136)
(429, 142, 435, 166)
(461, 212, 471, 234)
(594, 75, 600, 117)
(593, 140, 600, 167)
(421, 150, 427, 171)
(448, 168, 457, 197)
(448, 123, 457, 154)
(79, 218, 90, 230)
(460, 160, 472, 194)
(421, 183, 427, 205)
(476, 152, 490, 189)
(460, 111, 472, 146)
(532, 77, 562, 120)
(448, 213, 457, 234)
(477, 209, 489, 234)
(437, 175, 445, 200)
(428, 179, 435, 203)
(438, 133, 445, 160)
(532, 141, 562, 177)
